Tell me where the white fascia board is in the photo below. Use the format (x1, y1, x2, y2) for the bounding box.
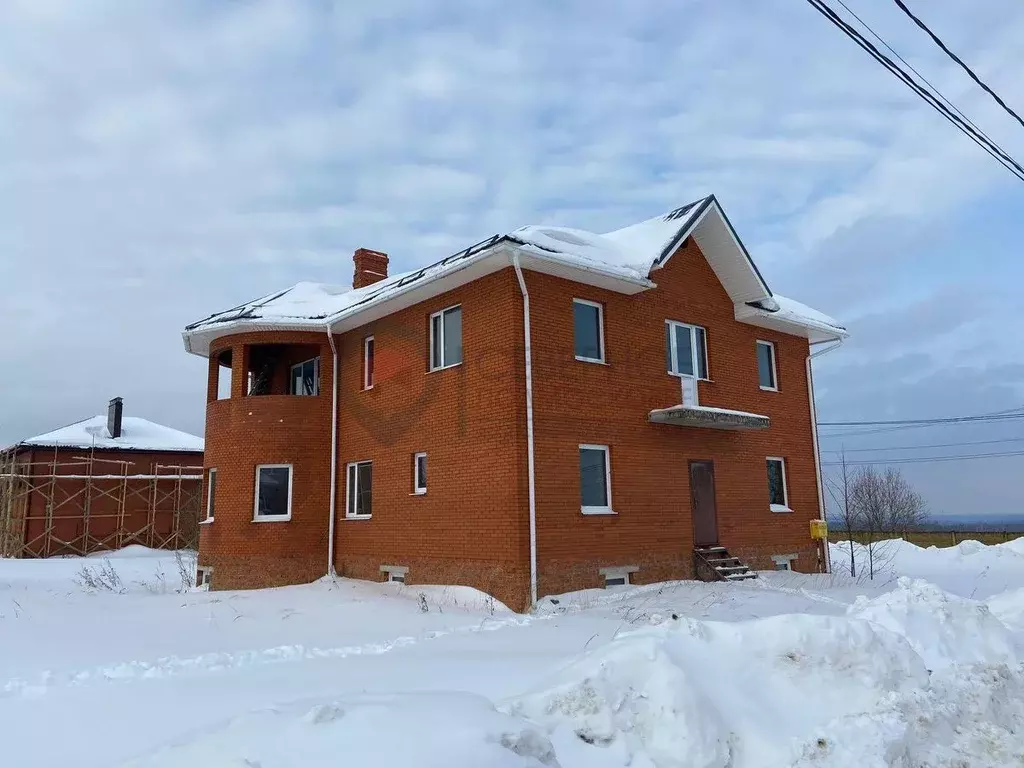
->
(734, 303, 848, 343)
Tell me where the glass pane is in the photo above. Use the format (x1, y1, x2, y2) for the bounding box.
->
(207, 471, 216, 519)
(416, 454, 427, 489)
(357, 462, 373, 516)
(365, 339, 374, 387)
(665, 324, 673, 373)
(257, 467, 290, 516)
(767, 460, 785, 506)
(573, 302, 601, 360)
(431, 314, 442, 369)
(674, 325, 694, 376)
(443, 307, 462, 366)
(695, 327, 708, 379)
(579, 448, 608, 508)
(347, 464, 356, 515)
(758, 343, 775, 388)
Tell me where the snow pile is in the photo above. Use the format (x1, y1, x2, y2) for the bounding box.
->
(122, 693, 556, 768)
(848, 577, 1019, 670)
(507, 614, 928, 767)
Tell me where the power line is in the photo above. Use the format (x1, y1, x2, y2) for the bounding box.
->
(832, 0, 1008, 158)
(890, 0, 1024, 131)
(818, 406, 1024, 438)
(819, 412, 1024, 427)
(822, 450, 1024, 466)
(822, 437, 1024, 454)
(801, 0, 1024, 181)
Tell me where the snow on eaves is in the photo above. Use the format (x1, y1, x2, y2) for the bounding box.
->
(19, 416, 204, 453)
(754, 294, 848, 338)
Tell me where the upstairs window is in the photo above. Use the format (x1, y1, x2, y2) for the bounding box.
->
(665, 321, 708, 379)
(430, 305, 463, 370)
(413, 452, 427, 494)
(573, 299, 605, 363)
(289, 357, 320, 396)
(363, 336, 375, 390)
(766, 457, 789, 512)
(205, 468, 217, 522)
(254, 465, 292, 521)
(757, 341, 778, 391)
(346, 461, 373, 518)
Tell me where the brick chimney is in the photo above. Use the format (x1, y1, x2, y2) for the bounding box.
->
(107, 397, 123, 439)
(353, 248, 389, 289)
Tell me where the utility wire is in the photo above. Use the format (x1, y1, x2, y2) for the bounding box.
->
(890, 0, 1024, 131)
(819, 412, 1024, 427)
(832, 0, 1007, 157)
(801, 0, 1024, 181)
(818, 406, 1024, 438)
(822, 450, 1024, 466)
(822, 437, 1024, 454)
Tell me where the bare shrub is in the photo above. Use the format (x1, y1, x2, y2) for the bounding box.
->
(75, 559, 125, 593)
(850, 466, 928, 579)
(175, 550, 197, 593)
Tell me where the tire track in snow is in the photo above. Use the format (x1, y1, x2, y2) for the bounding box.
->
(2, 613, 537, 699)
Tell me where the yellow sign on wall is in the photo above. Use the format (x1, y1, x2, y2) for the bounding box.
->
(809, 519, 828, 540)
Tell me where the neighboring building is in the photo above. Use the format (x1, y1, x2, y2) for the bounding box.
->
(183, 195, 847, 610)
(0, 399, 205, 558)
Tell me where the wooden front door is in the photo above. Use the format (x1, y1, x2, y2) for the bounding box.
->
(689, 460, 719, 547)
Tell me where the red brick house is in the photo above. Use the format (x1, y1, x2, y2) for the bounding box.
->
(184, 196, 846, 610)
(1, 398, 204, 557)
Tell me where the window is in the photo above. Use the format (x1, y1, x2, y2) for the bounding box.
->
(197, 567, 213, 588)
(772, 554, 798, 571)
(254, 465, 292, 521)
(757, 341, 778, 391)
(579, 444, 613, 514)
(429, 305, 463, 370)
(346, 461, 373, 518)
(573, 299, 605, 363)
(413, 452, 427, 495)
(204, 468, 217, 522)
(363, 336, 374, 389)
(289, 357, 320, 396)
(766, 457, 790, 512)
(380, 565, 408, 584)
(600, 565, 637, 587)
(665, 321, 709, 379)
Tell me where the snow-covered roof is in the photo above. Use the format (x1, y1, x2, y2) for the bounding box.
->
(19, 416, 204, 453)
(184, 195, 846, 355)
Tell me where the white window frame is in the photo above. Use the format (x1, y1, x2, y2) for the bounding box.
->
(346, 460, 373, 519)
(599, 565, 637, 588)
(413, 452, 427, 495)
(288, 357, 320, 396)
(572, 298, 606, 364)
(429, 304, 462, 371)
(253, 464, 293, 522)
(579, 444, 614, 515)
(772, 554, 798, 571)
(203, 468, 217, 523)
(665, 320, 709, 380)
(363, 336, 374, 390)
(757, 340, 778, 392)
(197, 566, 213, 588)
(766, 456, 791, 512)
(380, 564, 408, 584)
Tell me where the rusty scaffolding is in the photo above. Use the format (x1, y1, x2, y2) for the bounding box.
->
(0, 446, 201, 558)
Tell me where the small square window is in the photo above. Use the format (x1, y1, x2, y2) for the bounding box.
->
(254, 465, 292, 521)
(573, 299, 605, 363)
(197, 567, 213, 588)
(429, 306, 462, 370)
(346, 461, 373, 518)
(205, 468, 217, 522)
(579, 444, 613, 514)
(363, 336, 375, 389)
(772, 554, 797, 571)
(600, 565, 636, 587)
(289, 357, 320, 396)
(666, 321, 709, 380)
(413, 452, 427, 495)
(767, 457, 789, 511)
(757, 341, 778, 391)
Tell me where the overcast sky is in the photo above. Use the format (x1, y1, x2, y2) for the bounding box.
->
(2, 0, 1022, 517)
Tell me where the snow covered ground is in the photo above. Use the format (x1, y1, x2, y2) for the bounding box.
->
(2, 539, 1024, 767)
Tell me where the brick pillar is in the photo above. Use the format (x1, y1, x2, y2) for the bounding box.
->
(207, 355, 220, 403)
(231, 344, 249, 399)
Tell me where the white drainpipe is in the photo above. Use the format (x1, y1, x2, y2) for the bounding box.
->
(326, 324, 339, 577)
(511, 254, 538, 609)
(807, 338, 843, 574)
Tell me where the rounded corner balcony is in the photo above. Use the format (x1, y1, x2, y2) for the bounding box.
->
(204, 331, 334, 465)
